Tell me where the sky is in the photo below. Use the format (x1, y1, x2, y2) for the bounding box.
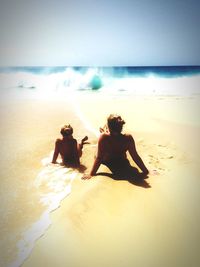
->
(0, 0, 200, 66)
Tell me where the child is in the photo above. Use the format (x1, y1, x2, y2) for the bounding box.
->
(52, 124, 88, 167)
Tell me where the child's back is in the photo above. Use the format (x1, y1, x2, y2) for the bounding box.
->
(55, 136, 79, 166)
(52, 124, 88, 168)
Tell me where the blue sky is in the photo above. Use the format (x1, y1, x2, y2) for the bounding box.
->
(0, 0, 199, 66)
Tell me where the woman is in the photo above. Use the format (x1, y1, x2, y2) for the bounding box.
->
(82, 114, 149, 179)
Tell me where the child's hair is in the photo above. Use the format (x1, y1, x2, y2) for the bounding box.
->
(107, 114, 125, 134)
(60, 124, 73, 136)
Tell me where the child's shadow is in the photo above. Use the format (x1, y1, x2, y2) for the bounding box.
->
(63, 163, 87, 173)
(97, 167, 151, 188)
(77, 164, 87, 173)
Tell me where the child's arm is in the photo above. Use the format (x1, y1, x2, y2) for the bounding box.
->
(52, 139, 60, 163)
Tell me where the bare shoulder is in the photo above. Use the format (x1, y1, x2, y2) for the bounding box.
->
(124, 133, 135, 142)
(99, 133, 109, 140)
(55, 138, 62, 144)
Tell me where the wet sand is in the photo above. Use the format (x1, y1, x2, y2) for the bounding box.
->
(0, 90, 94, 267)
(1, 90, 200, 267)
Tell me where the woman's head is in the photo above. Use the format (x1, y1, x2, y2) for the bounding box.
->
(107, 114, 125, 134)
(60, 124, 73, 137)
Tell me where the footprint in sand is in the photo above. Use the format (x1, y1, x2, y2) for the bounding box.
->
(151, 169, 160, 175)
(140, 138, 189, 176)
(145, 143, 177, 175)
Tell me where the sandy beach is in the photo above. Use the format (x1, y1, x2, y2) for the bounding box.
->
(0, 0, 200, 263)
(1, 88, 200, 267)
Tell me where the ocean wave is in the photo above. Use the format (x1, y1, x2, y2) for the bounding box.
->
(0, 66, 200, 96)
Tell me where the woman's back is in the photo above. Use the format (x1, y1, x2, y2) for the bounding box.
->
(98, 133, 131, 161)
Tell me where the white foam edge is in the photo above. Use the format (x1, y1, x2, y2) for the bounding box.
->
(9, 171, 76, 267)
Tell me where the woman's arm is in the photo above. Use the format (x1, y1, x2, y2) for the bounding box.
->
(82, 157, 102, 180)
(127, 135, 149, 175)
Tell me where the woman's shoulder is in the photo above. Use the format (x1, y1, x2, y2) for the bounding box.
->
(99, 133, 110, 142)
(100, 132, 110, 138)
(124, 133, 133, 137)
(123, 133, 134, 141)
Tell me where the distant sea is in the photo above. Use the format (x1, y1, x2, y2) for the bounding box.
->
(0, 66, 200, 96)
(1, 66, 200, 77)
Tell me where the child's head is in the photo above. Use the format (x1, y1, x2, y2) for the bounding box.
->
(107, 114, 125, 134)
(60, 124, 73, 137)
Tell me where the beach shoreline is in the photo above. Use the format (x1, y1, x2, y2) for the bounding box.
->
(0, 87, 200, 267)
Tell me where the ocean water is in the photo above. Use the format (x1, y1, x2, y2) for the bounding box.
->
(0, 66, 200, 267)
(0, 66, 200, 96)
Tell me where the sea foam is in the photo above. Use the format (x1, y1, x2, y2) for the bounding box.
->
(10, 154, 79, 267)
(1, 66, 200, 97)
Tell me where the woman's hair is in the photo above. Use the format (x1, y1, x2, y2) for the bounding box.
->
(60, 124, 73, 136)
(107, 114, 125, 134)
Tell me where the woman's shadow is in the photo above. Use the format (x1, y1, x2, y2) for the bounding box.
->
(96, 166, 151, 188)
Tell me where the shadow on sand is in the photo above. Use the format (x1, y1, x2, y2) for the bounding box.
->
(96, 167, 151, 188)
(62, 163, 87, 173)
(77, 164, 87, 173)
